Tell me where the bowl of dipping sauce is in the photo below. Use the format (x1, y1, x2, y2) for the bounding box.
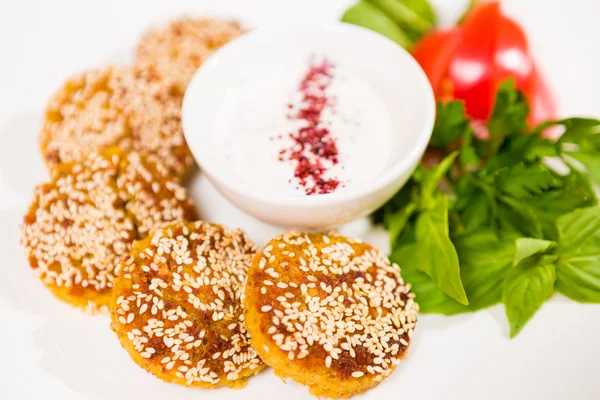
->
(182, 23, 435, 229)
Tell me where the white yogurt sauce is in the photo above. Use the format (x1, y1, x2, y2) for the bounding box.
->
(219, 58, 394, 196)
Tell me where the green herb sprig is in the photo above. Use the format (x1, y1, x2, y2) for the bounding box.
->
(376, 79, 600, 337)
(341, 0, 436, 48)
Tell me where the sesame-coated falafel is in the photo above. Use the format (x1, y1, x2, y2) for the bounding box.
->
(244, 231, 418, 398)
(40, 64, 195, 180)
(110, 221, 264, 388)
(20, 148, 198, 312)
(136, 17, 245, 90)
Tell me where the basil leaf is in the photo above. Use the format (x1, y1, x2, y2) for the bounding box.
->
(513, 238, 556, 266)
(502, 262, 556, 338)
(556, 206, 600, 253)
(453, 230, 516, 311)
(366, 0, 434, 36)
(555, 256, 600, 303)
(567, 152, 600, 185)
(391, 244, 459, 313)
(415, 195, 468, 305)
(555, 118, 600, 184)
(419, 151, 458, 206)
(561, 161, 599, 208)
(554, 207, 600, 303)
(430, 101, 470, 148)
(400, 0, 437, 26)
(341, 1, 413, 48)
(556, 117, 600, 143)
(392, 230, 515, 315)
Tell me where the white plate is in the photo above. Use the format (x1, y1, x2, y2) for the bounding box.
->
(1, 1, 600, 399)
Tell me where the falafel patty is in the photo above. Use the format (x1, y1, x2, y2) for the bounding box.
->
(40, 64, 195, 180)
(20, 148, 198, 312)
(136, 17, 245, 90)
(244, 231, 418, 398)
(110, 221, 265, 388)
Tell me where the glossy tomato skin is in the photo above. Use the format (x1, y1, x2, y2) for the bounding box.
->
(447, 2, 500, 120)
(412, 1, 556, 125)
(411, 28, 461, 98)
(495, 14, 533, 96)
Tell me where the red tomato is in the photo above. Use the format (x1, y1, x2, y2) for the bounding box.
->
(495, 14, 533, 95)
(411, 28, 461, 98)
(447, 2, 500, 120)
(411, 1, 556, 125)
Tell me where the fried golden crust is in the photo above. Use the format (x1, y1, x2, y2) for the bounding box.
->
(244, 232, 418, 398)
(40, 64, 195, 180)
(20, 148, 198, 312)
(110, 221, 264, 388)
(136, 17, 245, 90)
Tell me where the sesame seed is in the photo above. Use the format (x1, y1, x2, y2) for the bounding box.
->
(110, 220, 264, 385)
(246, 231, 417, 384)
(20, 148, 198, 312)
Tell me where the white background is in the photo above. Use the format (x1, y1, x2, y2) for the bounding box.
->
(1, 1, 599, 399)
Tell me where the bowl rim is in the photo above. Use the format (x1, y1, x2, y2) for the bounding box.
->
(182, 22, 435, 208)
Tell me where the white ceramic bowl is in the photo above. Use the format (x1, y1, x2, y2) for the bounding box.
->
(182, 23, 435, 229)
